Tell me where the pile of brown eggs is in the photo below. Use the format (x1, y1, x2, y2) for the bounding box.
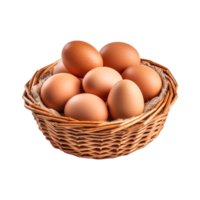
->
(41, 41, 162, 121)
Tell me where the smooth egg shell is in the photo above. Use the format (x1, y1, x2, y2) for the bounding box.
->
(64, 93, 108, 121)
(83, 67, 122, 100)
(62, 41, 103, 78)
(122, 65, 162, 102)
(53, 61, 85, 93)
(107, 80, 144, 120)
(100, 42, 140, 73)
(41, 73, 82, 112)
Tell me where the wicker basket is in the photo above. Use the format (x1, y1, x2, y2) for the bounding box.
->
(23, 59, 178, 159)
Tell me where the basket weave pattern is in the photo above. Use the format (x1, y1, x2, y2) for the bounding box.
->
(23, 59, 178, 159)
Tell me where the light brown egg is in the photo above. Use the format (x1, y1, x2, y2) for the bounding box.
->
(53, 60, 70, 75)
(107, 80, 144, 120)
(83, 67, 122, 100)
(62, 41, 103, 78)
(41, 73, 82, 112)
(122, 65, 162, 102)
(99, 42, 140, 73)
(64, 93, 108, 121)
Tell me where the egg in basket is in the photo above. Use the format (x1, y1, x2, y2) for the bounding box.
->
(23, 40, 178, 159)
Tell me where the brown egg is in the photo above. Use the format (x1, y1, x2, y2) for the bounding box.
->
(83, 67, 122, 100)
(99, 42, 140, 73)
(41, 73, 81, 112)
(62, 41, 103, 78)
(64, 93, 108, 121)
(53, 61, 84, 92)
(53, 60, 70, 75)
(122, 65, 162, 102)
(107, 80, 144, 120)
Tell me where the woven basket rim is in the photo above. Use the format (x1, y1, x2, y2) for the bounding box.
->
(23, 58, 178, 159)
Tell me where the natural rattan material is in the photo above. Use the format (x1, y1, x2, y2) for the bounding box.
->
(23, 59, 178, 159)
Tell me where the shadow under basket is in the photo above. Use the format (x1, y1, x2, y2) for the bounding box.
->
(23, 59, 178, 159)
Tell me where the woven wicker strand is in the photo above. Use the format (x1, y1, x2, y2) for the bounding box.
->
(23, 59, 178, 159)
